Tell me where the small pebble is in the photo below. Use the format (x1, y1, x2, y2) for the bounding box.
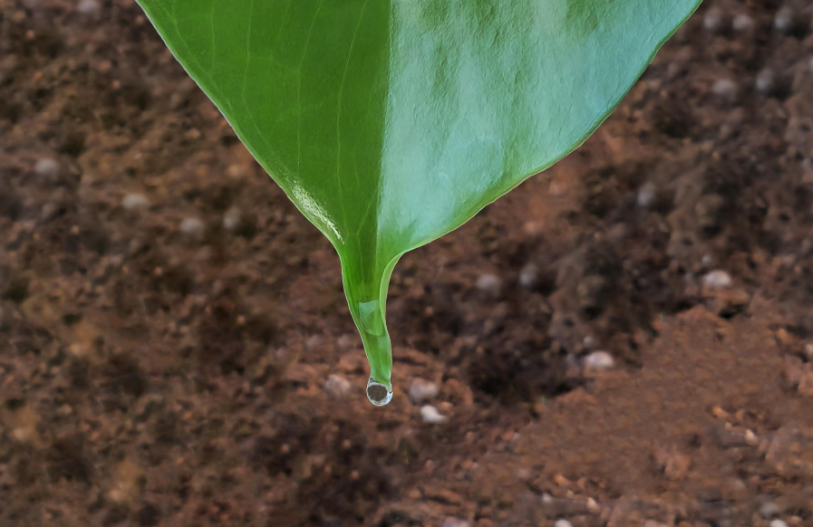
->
(476, 274, 502, 297)
(409, 378, 439, 405)
(554, 520, 573, 527)
(770, 520, 789, 527)
(755, 69, 775, 94)
(122, 193, 149, 211)
(701, 254, 714, 268)
(442, 518, 470, 527)
(703, 270, 732, 289)
(77, 0, 100, 16)
(732, 13, 754, 32)
(637, 183, 657, 208)
(518, 263, 538, 289)
(222, 207, 242, 231)
(760, 502, 781, 519)
(774, 7, 794, 33)
(522, 221, 544, 237)
(420, 405, 447, 424)
(643, 521, 668, 527)
(583, 351, 615, 372)
(34, 158, 60, 178)
(703, 8, 725, 33)
(180, 217, 205, 237)
(805, 343, 813, 361)
(583, 335, 596, 350)
(712, 79, 738, 100)
(323, 374, 352, 399)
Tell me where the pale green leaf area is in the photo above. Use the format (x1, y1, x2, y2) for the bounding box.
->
(136, 0, 701, 404)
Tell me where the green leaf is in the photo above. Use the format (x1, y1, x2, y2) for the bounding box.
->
(136, 0, 701, 404)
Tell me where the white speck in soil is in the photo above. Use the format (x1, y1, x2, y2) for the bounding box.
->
(770, 520, 789, 527)
(420, 405, 447, 424)
(476, 274, 502, 297)
(701, 254, 714, 268)
(518, 263, 538, 289)
(222, 207, 241, 231)
(122, 193, 149, 211)
(584, 351, 615, 372)
(442, 518, 470, 527)
(77, 0, 100, 16)
(408, 378, 439, 405)
(755, 69, 775, 94)
(732, 13, 754, 32)
(323, 374, 351, 399)
(179, 217, 205, 238)
(554, 520, 573, 527)
(712, 79, 738, 101)
(805, 343, 813, 362)
(703, 8, 725, 34)
(774, 7, 794, 33)
(703, 270, 733, 289)
(637, 183, 657, 208)
(34, 158, 60, 178)
(583, 335, 597, 350)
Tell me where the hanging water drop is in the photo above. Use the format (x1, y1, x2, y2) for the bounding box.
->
(366, 376, 393, 406)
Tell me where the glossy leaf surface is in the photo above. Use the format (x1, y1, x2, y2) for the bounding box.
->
(136, 0, 701, 402)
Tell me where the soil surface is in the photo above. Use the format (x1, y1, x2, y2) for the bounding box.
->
(2, 1, 813, 526)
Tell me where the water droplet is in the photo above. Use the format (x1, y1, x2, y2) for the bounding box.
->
(366, 377, 393, 406)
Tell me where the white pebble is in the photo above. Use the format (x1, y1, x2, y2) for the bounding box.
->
(222, 207, 242, 231)
(476, 274, 502, 296)
(442, 519, 470, 527)
(732, 14, 754, 32)
(122, 193, 149, 211)
(703, 270, 732, 289)
(554, 520, 573, 527)
(409, 378, 439, 405)
(637, 183, 657, 208)
(77, 0, 100, 15)
(518, 263, 538, 289)
(420, 405, 447, 424)
(583, 335, 596, 350)
(755, 69, 775, 94)
(180, 217, 205, 237)
(712, 79, 738, 100)
(323, 374, 351, 399)
(774, 7, 794, 33)
(583, 351, 615, 372)
(770, 520, 789, 527)
(34, 158, 59, 178)
(703, 8, 725, 33)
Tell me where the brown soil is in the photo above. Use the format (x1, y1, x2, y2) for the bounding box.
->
(2, 0, 813, 526)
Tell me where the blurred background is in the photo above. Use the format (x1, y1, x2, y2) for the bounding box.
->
(2, 1, 813, 526)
